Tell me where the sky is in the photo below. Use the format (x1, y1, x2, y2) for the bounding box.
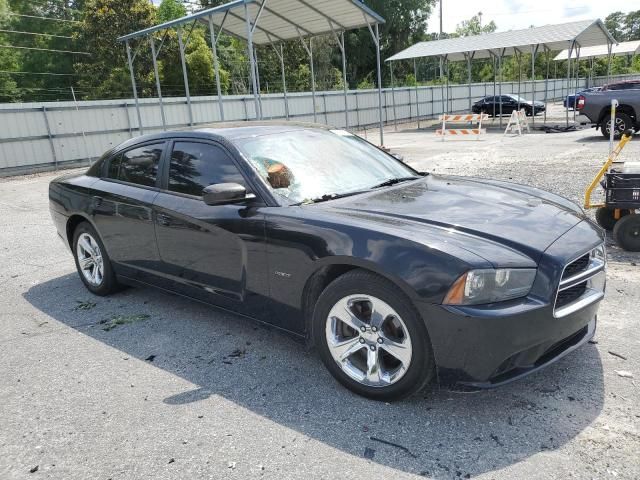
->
(426, 0, 624, 34)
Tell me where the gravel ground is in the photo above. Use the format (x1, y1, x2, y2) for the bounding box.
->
(1, 111, 639, 479)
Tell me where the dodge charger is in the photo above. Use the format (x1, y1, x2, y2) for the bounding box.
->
(49, 123, 606, 401)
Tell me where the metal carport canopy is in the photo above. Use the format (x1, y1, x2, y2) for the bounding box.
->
(554, 40, 640, 60)
(386, 19, 616, 63)
(117, 0, 385, 44)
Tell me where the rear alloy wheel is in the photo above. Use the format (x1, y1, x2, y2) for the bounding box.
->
(595, 207, 630, 231)
(601, 113, 633, 139)
(613, 214, 640, 252)
(72, 222, 120, 295)
(313, 270, 434, 401)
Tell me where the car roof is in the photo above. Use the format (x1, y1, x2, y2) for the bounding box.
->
(137, 121, 331, 143)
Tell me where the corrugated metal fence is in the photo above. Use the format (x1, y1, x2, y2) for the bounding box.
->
(0, 73, 637, 176)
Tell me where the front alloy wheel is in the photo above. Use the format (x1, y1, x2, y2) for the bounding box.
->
(314, 269, 434, 401)
(325, 294, 412, 387)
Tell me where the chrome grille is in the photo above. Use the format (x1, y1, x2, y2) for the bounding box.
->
(554, 245, 606, 318)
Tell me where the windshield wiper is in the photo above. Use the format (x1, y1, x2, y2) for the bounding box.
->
(370, 176, 421, 189)
(295, 189, 369, 205)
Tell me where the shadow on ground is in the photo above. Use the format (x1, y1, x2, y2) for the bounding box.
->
(24, 273, 604, 479)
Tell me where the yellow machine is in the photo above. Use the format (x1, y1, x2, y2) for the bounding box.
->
(584, 130, 639, 251)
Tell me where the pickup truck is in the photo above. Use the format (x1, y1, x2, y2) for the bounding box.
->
(576, 87, 640, 138)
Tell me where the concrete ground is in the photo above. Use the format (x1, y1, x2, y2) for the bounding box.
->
(1, 111, 639, 479)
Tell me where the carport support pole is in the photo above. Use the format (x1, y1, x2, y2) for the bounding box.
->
(491, 52, 497, 118)
(244, 2, 261, 120)
(390, 62, 397, 131)
(498, 51, 503, 128)
(279, 44, 289, 120)
(573, 46, 580, 123)
(516, 50, 521, 111)
(208, 16, 225, 122)
(531, 44, 538, 128)
(125, 41, 143, 135)
(310, 39, 317, 123)
(254, 46, 264, 116)
(414, 58, 420, 128)
(543, 46, 550, 124)
(149, 36, 166, 130)
(373, 23, 384, 146)
(177, 27, 193, 127)
(440, 56, 445, 116)
(606, 41, 613, 83)
(565, 41, 575, 128)
(465, 53, 472, 113)
(340, 32, 348, 129)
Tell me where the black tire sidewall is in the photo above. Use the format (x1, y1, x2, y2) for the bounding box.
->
(312, 270, 434, 401)
(613, 214, 640, 252)
(595, 207, 629, 231)
(72, 221, 118, 296)
(602, 113, 632, 138)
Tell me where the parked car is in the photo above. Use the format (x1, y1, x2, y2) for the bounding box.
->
(564, 87, 602, 109)
(49, 123, 605, 401)
(472, 94, 545, 117)
(576, 86, 640, 138)
(601, 80, 640, 91)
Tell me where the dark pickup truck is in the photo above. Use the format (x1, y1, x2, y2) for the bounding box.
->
(576, 84, 640, 138)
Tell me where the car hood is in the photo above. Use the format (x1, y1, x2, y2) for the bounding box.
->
(319, 175, 586, 260)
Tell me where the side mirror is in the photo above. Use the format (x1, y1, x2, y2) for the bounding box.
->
(202, 183, 254, 206)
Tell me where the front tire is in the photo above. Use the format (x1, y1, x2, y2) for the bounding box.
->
(313, 270, 435, 401)
(613, 214, 640, 252)
(72, 222, 120, 296)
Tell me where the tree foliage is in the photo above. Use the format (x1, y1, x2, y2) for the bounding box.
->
(1, 1, 639, 103)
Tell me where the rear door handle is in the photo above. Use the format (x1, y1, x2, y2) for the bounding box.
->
(92, 196, 103, 207)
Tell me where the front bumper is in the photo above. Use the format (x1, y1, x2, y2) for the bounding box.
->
(418, 298, 599, 388)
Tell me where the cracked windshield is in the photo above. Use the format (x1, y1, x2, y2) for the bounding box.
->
(237, 129, 419, 204)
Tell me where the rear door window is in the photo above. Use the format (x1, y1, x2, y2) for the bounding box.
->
(106, 143, 164, 187)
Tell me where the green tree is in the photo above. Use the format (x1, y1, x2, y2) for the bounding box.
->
(454, 14, 497, 37)
(157, 0, 186, 23)
(74, 0, 156, 99)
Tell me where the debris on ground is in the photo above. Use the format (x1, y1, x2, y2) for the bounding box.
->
(369, 436, 417, 458)
(615, 371, 634, 379)
(29, 465, 38, 473)
(609, 351, 628, 360)
(363, 447, 375, 459)
(100, 314, 150, 331)
(145, 355, 156, 362)
(74, 300, 96, 311)
(227, 348, 246, 358)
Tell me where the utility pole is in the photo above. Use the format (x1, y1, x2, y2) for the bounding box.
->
(478, 11, 482, 29)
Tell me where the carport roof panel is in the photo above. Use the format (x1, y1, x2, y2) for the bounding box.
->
(553, 40, 640, 61)
(117, 0, 385, 45)
(386, 19, 616, 63)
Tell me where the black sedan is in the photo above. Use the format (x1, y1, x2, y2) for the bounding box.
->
(49, 123, 605, 401)
(472, 94, 546, 116)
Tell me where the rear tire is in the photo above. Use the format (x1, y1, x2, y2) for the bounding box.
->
(595, 207, 630, 231)
(613, 214, 640, 252)
(72, 222, 120, 296)
(312, 269, 435, 402)
(601, 113, 633, 139)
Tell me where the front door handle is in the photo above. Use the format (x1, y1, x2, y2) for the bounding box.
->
(92, 196, 103, 208)
(156, 213, 171, 226)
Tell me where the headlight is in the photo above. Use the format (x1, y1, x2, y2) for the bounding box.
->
(443, 268, 537, 306)
(591, 244, 606, 265)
